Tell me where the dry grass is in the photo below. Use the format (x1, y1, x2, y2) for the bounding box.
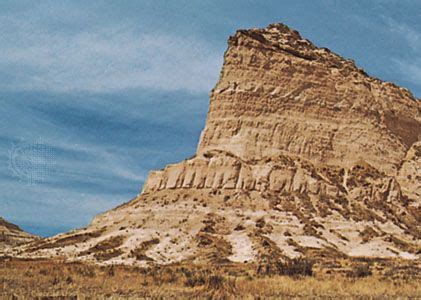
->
(0, 258, 420, 299)
(235, 276, 420, 298)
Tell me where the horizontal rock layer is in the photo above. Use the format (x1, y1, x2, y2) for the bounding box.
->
(143, 151, 405, 205)
(0, 217, 39, 252)
(197, 24, 420, 176)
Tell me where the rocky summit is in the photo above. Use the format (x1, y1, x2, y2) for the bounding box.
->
(11, 24, 420, 266)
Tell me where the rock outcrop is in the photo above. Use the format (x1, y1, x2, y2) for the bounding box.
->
(0, 217, 39, 252)
(10, 24, 420, 265)
(397, 142, 421, 201)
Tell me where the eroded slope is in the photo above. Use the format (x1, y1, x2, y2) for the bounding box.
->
(0, 217, 39, 252)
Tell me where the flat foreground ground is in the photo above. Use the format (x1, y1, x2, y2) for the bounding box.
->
(1, 257, 420, 299)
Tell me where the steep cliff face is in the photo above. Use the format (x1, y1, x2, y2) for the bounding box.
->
(142, 23, 420, 205)
(12, 24, 420, 265)
(197, 24, 420, 176)
(0, 217, 39, 252)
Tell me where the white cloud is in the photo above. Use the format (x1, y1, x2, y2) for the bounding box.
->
(48, 140, 147, 182)
(0, 17, 222, 93)
(383, 18, 421, 89)
(385, 18, 420, 51)
(394, 59, 421, 84)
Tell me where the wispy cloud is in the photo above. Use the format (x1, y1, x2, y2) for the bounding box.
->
(0, 16, 222, 93)
(384, 18, 420, 51)
(0, 136, 147, 236)
(0, 88, 206, 236)
(384, 17, 421, 89)
(0, 3, 215, 235)
(393, 59, 421, 84)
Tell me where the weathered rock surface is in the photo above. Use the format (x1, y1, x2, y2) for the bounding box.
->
(397, 142, 421, 202)
(197, 24, 420, 177)
(0, 217, 39, 252)
(9, 24, 420, 265)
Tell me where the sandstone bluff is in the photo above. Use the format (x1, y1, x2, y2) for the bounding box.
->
(10, 24, 421, 265)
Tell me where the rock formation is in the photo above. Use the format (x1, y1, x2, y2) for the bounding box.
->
(0, 217, 39, 252)
(10, 24, 420, 265)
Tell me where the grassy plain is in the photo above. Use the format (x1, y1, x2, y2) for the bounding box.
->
(1, 257, 420, 299)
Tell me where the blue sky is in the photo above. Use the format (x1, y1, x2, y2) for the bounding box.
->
(0, 0, 420, 237)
